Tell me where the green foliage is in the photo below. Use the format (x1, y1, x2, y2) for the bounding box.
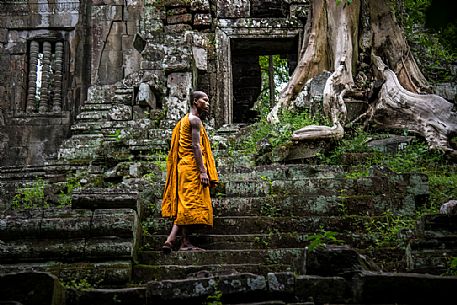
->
(336, 0, 353, 5)
(364, 210, 415, 248)
(306, 229, 343, 252)
(108, 129, 123, 142)
(446, 257, 457, 276)
(57, 176, 81, 207)
(63, 278, 100, 290)
(256, 55, 289, 115)
(319, 128, 454, 214)
(318, 128, 373, 164)
(428, 171, 457, 213)
(205, 289, 223, 305)
(12, 178, 48, 209)
(236, 109, 324, 155)
(401, 0, 456, 82)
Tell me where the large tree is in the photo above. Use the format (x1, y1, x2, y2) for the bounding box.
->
(268, 0, 457, 156)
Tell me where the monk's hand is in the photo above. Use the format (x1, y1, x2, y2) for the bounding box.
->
(200, 172, 209, 187)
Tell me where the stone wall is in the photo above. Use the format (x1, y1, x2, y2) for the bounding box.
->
(0, 0, 310, 167)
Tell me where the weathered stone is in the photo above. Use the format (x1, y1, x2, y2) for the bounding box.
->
(295, 275, 349, 304)
(193, 47, 208, 70)
(138, 82, 157, 108)
(366, 134, 416, 153)
(164, 23, 192, 32)
(440, 200, 457, 215)
(352, 271, 457, 304)
(0, 272, 65, 305)
(191, 0, 210, 12)
(166, 13, 192, 24)
(194, 13, 212, 27)
(217, 0, 250, 18)
(108, 104, 133, 121)
(71, 189, 139, 210)
(66, 287, 147, 305)
(0, 29, 8, 43)
(267, 272, 295, 295)
(305, 245, 380, 278)
(147, 273, 267, 302)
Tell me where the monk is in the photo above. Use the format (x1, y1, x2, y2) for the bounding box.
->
(161, 91, 219, 253)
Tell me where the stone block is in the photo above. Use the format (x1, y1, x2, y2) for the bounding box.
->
(91, 209, 138, 238)
(138, 82, 157, 108)
(267, 272, 295, 295)
(147, 273, 267, 302)
(71, 189, 139, 210)
(164, 96, 188, 121)
(193, 47, 208, 70)
(194, 13, 212, 27)
(164, 23, 192, 32)
(167, 7, 188, 15)
(164, 0, 192, 7)
(305, 245, 380, 278)
(352, 271, 457, 304)
(67, 287, 146, 305)
(0, 272, 65, 305)
(167, 72, 192, 99)
(108, 104, 133, 120)
(91, 4, 123, 21)
(191, 0, 210, 12)
(295, 275, 349, 304)
(166, 13, 192, 24)
(217, 0, 250, 18)
(0, 29, 8, 43)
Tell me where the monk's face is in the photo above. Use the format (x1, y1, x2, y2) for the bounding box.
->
(196, 94, 210, 119)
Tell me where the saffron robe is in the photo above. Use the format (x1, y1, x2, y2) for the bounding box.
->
(161, 114, 219, 226)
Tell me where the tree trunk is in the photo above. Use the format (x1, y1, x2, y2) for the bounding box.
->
(267, 0, 456, 155)
(366, 55, 457, 155)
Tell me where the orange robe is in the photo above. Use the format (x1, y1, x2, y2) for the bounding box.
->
(161, 114, 219, 226)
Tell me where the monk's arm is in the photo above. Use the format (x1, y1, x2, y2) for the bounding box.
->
(190, 117, 209, 186)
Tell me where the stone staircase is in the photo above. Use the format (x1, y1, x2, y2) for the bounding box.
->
(2, 90, 457, 304)
(117, 162, 436, 303)
(407, 214, 457, 274)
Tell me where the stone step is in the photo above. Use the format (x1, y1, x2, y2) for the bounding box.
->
(0, 237, 134, 262)
(216, 164, 363, 180)
(407, 237, 457, 275)
(0, 261, 132, 287)
(418, 214, 457, 236)
(148, 128, 173, 139)
(150, 193, 415, 218)
(143, 215, 389, 236)
(142, 233, 374, 252)
(80, 103, 113, 112)
(217, 175, 427, 198)
(137, 248, 304, 267)
(132, 263, 295, 283)
(143, 234, 308, 251)
(0, 208, 139, 240)
(211, 194, 415, 217)
(71, 189, 140, 211)
(70, 122, 102, 133)
(76, 111, 107, 121)
(58, 134, 104, 148)
(0, 164, 99, 181)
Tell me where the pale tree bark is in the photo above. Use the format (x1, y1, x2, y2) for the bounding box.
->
(363, 55, 457, 155)
(267, 0, 456, 155)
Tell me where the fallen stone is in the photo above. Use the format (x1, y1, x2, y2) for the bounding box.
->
(440, 200, 457, 215)
(0, 272, 65, 305)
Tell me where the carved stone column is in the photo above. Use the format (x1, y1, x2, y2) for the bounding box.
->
(26, 40, 39, 113)
(39, 41, 51, 113)
(52, 42, 63, 112)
